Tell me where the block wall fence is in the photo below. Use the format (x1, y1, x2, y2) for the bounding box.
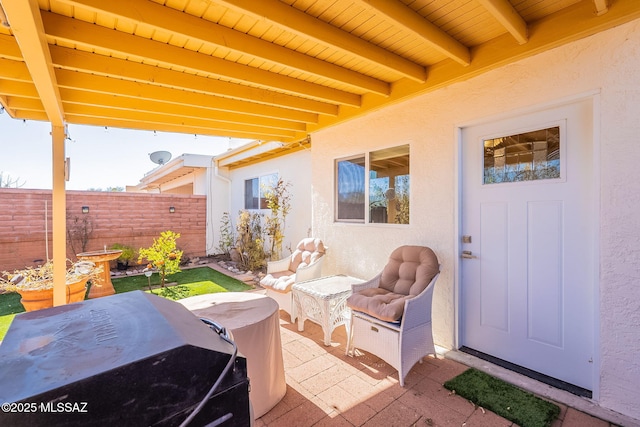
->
(0, 188, 206, 272)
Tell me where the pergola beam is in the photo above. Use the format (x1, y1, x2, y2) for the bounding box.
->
(57, 0, 389, 96)
(358, 0, 470, 66)
(477, 0, 528, 44)
(48, 46, 337, 115)
(53, 69, 320, 124)
(216, 0, 426, 82)
(1, 1, 63, 123)
(2, 0, 67, 306)
(42, 12, 360, 107)
(593, 0, 609, 16)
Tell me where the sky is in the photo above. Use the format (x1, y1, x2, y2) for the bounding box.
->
(0, 113, 242, 191)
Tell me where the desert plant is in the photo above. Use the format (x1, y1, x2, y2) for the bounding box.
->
(263, 178, 291, 260)
(137, 230, 183, 287)
(235, 210, 266, 271)
(0, 259, 101, 292)
(217, 212, 235, 257)
(109, 243, 136, 262)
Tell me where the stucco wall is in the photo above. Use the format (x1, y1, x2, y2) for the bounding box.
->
(225, 149, 313, 258)
(311, 20, 640, 419)
(160, 168, 208, 195)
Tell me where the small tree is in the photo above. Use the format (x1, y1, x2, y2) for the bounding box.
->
(67, 214, 94, 254)
(263, 178, 291, 260)
(0, 172, 25, 188)
(138, 230, 183, 287)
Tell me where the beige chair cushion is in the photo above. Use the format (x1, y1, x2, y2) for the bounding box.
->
(290, 237, 326, 271)
(347, 246, 439, 322)
(260, 238, 327, 293)
(260, 270, 296, 293)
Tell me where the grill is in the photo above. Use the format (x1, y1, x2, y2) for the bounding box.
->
(0, 291, 250, 426)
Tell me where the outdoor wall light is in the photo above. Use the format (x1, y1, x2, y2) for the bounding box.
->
(82, 206, 89, 214)
(169, 206, 175, 213)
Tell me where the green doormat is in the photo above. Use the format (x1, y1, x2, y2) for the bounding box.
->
(443, 368, 560, 427)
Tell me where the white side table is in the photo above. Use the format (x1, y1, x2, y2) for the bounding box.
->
(293, 275, 364, 346)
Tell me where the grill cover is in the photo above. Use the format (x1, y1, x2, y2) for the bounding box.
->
(0, 291, 250, 426)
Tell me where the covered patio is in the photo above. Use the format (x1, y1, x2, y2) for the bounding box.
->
(2, 0, 640, 425)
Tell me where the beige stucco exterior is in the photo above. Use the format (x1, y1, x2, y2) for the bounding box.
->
(311, 20, 640, 421)
(211, 149, 313, 258)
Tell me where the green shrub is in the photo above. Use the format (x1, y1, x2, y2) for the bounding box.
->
(138, 230, 183, 287)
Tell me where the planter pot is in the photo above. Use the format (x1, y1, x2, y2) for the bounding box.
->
(17, 277, 89, 312)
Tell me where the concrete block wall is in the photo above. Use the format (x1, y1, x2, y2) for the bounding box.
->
(0, 188, 206, 272)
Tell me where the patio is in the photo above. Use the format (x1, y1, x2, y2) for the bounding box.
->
(1, 1, 640, 423)
(258, 310, 613, 427)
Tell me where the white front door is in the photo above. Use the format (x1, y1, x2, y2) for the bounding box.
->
(460, 98, 595, 391)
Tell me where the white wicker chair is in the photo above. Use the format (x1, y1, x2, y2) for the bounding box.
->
(260, 238, 326, 322)
(346, 246, 440, 386)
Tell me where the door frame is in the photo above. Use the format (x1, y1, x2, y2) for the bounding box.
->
(453, 91, 602, 400)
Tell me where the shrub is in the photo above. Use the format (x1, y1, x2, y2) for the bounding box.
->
(138, 231, 183, 287)
(235, 210, 266, 271)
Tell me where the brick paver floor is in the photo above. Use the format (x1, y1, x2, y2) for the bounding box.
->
(255, 313, 615, 427)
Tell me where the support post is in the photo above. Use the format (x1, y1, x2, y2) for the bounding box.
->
(51, 125, 66, 306)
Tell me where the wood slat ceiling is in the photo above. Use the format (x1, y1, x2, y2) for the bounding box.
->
(0, 0, 638, 145)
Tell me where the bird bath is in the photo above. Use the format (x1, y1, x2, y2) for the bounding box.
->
(77, 250, 122, 298)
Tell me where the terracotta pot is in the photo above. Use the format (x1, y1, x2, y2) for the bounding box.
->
(17, 277, 89, 312)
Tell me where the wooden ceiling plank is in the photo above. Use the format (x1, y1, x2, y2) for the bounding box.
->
(49, 45, 337, 116)
(2, 0, 64, 125)
(59, 88, 307, 132)
(42, 11, 358, 107)
(0, 33, 24, 60)
(476, 0, 528, 44)
(53, 68, 319, 124)
(63, 114, 301, 141)
(309, 0, 640, 134)
(4, 96, 44, 111)
(0, 57, 34, 82)
(57, 0, 389, 96)
(216, 0, 427, 82)
(359, 0, 470, 66)
(0, 78, 40, 98)
(13, 110, 49, 121)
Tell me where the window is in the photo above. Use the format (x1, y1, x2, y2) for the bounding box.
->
(483, 126, 560, 184)
(244, 173, 278, 209)
(335, 144, 410, 224)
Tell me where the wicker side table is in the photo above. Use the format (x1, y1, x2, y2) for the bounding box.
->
(293, 275, 364, 346)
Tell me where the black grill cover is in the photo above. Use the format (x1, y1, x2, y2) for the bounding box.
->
(0, 291, 250, 426)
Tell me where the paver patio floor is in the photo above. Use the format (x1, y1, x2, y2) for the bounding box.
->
(256, 312, 614, 427)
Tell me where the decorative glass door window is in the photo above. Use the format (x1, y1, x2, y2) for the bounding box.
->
(483, 126, 560, 184)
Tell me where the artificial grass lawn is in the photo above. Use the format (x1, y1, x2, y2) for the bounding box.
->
(444, 368, 560, 427)
(0, 267, 251, 340)
(111, 266, 252, 295)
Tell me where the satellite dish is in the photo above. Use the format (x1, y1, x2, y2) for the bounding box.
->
(149, 151, 172, 165)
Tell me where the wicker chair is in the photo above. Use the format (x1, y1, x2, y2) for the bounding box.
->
(259, 238, 326, 322)
(346, 246, 440, 386)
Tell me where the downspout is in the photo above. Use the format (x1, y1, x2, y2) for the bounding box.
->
(209, 159, 232, 255)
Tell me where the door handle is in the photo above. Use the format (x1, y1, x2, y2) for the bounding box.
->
(461, 250, 478, 259)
